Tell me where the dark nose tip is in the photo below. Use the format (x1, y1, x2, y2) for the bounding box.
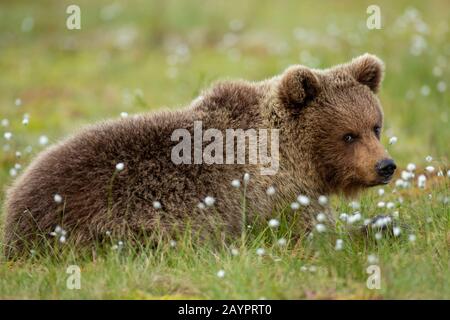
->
(376, 159, 397, 178)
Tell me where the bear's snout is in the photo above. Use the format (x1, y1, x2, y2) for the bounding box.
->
(375, 158, 397, 180)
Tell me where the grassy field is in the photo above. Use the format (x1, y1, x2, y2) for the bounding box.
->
(0, 0, 449, 299)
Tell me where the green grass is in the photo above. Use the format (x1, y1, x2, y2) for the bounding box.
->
(0, 0, 449, 299)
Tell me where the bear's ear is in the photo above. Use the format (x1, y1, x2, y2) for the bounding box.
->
(278, 66, 321, 111)
(347, 53, 384, 93)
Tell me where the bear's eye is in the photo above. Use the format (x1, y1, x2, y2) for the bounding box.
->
(343, 133, 357, 143)
(374, 126, 381, 139)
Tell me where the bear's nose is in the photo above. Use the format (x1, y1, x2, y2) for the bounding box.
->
(376, 159, 397, 178)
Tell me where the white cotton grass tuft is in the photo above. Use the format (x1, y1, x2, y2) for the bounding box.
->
(256, 248, 265, 256)
(315, 223, 326, 233)
(425, 166, 435, 173)
(217, 270, 225, 278)
(447, 170, 450, 178)
(115, 162, 125, 171)
(268, 218, 280, 228)
(386, 202, 395, 209)
(266, 186, 276, 196)
(408, 234, 416, 243)
(349, 201, 360, 210)
(54, 194, 63, 203)
(318, 195, 328, 205)
(347, 212, 361, 224)
(335, 239, 344, 251)
(1, 118, 9, 127)
(277, 238, 287, 246)
(378, 188, 385, 196)
(406, 163, 416, 172)
(377, 201, 386, 208)
(169, 240, 177, 247)
(393, 226, 401, 237)
(367, 254, 378, 264)
(50, 225, 67, 243)
(290, 202, 300, 210)
(297, 195, 310, 206)
(375, 232, 383, 240)
(316, 212, 326, 222)
(231, 248, 239, 256)
(389, 136, 398, 145)
(120, 112, 129, 118)
(204, 196, 215, 206)
(339, 213, 348, 221)
(425, 155, 433, 162)
(197, 202, 206, 210)
(417, 174, 426, 188)
(152, 201, 162, 209)
(231, 179, 240, 188)
(243, 172, 250, 184)
(39, 135, 49, 145)
(4, 132, 12, 140)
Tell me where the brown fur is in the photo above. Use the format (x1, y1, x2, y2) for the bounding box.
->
(3, 54, 393, 256)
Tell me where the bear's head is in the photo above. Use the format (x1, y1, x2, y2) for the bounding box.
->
(276, 54, 396, 196)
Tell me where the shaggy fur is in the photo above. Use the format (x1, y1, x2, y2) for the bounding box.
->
(3, 54, 394, 256)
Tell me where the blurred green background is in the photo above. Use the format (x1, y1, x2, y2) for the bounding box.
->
(0, 0, 449, 190)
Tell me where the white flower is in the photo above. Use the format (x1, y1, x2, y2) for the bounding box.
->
(401, 170, 414, 180)
(417, 174, 426, 188)
(22, 117, 29, 125)
(290, 202, 300, 210)
(59, 236, 66, 243)
(389, 136, 398, 145)
(152, 201, 162, 209)
(420, 85, 430, 96)
(217, 270, 225, 278)
(106, 231, 111, 236)
(437, 81, 446, 92)
(277, 238, 287, 246)
(204, 196, 215, 206)
(39, 135, 48, 145)
(350, 201, 360, 209)
(316, 212, 326, 222)
(339, 213, 348, 221)
(378, 188, 385, 196)
(231, 248, 239, 256)
(335, 239, 344, 251)
(425, 166, 435, 173)
(367, 254, 378, 264)
(9, 168, 17, 177)
(386, 202, 395, 209)
(393, 226, 401, 237)
(120, 112, 128, 118)
(266, 186, 276, 196)
(425, 155, 433, 162)
(256, 248, 265, 256)
(408, 234, 416, 243)
(118, 241, 124, 246)
(375, 232, 382, 240)
(1, 119, 9, 127)
(197, 202, 206, 210)
(372, 216, 392, 228)
(4, 132, 12, 140)
(54, 194, 63, 203)
(169, 240, 177, 247)
(315, 223, 326, 233)
(377, 201, 385, 208)
(231, 179, 240, 188)
(395, 179, 406, 188)
(243, 172, 250, 183)
(318, 195, 328, 205)
(268, 219, 280, 228)
(297, 195, 310, 206)
(347, 212, 362, 224)
(115, 162, 125, 171)
(406, 163, 416, 172)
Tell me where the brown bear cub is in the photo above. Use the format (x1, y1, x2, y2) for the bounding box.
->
(3, 54, 396, 256)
